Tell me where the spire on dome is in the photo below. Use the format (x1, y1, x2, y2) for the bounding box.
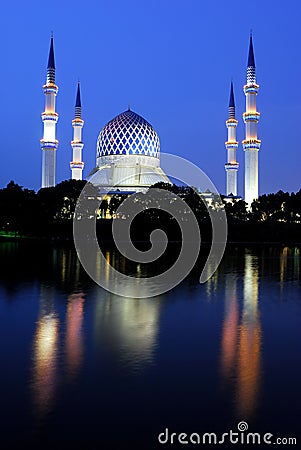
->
(46, 35, 56, 84)
(247, 33, 255, 68)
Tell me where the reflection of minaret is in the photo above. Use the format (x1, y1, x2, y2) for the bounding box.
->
(293, 247, 300, 280)
(220, 274, 239, 379)
(280, 246, 288, 284)
(40, 35, 59, 188)
(70, 82, 84, 180)
(237, 252, 261, 418)
(225, 81, 239, 196)
(65, 292, 85, 379)
(31, 285, 59, 417)
(243, 34, 261, 206)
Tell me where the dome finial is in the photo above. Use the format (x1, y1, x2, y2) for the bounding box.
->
(128, 103, 131, 111)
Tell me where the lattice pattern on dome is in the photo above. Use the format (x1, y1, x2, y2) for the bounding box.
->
(97, 110, 160, 158)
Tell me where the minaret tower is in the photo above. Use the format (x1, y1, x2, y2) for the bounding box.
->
(243, 33, 261, 206)
(225, 81, 239, 196)
(70, 83, 84, 180)
(40, 35, 59, 188)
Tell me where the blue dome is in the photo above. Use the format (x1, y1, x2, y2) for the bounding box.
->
(97, 110, 160, 159)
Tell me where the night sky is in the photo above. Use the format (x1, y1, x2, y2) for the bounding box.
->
(1, 0, 300, 195)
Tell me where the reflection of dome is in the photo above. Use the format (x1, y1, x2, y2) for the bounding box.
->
(87, 108, 170, 192)
(97, 110, 160, 158)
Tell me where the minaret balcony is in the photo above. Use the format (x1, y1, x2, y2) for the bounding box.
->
(43, 84, 58, 95)
(243, 112, 260, 123)
(71, 141, 84, 148)
(225, 141, 238, 149)
(243, 83, 259, 94)
(225, 163, 239, 171)
(226, 119, 238, 127)
(70, 162, 84, 169)
(242, 139, 261, 150)
(40, 139, 58, 150)
(72, 118, 84, 127)
(41, 112, 59, 122)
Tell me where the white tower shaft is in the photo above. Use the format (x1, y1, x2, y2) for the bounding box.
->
(70, 83, 84, 180)
(225, 82, 239, 196)
(40, 37, 58, 188)
(243, 35, 261, 206)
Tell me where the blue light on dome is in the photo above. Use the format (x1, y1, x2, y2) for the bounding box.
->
(97, 110, 160, 159)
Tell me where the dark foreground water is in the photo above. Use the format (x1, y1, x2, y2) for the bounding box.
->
(0, 242, 300, 449)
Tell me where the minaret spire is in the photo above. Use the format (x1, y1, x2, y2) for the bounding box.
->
(225, 81, 239, 196)
(246, 33, 256, 85)
(46, 35, 56, 84)
(70, 82, 84, 180)
(75, 82, 82, 118)
(40, 35, 59, 188)
(247, 33, 255, 68)
(228, 80, 235, 118)
(242, 33, 261, 206)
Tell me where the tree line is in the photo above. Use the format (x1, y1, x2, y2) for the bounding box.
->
(0, 180, 300, 241)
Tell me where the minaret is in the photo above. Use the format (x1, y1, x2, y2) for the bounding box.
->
(225, 81, 239, 196)
(70, 83, 84, 180)
(40, 35, 59, 188)
(243, 33, 261, 206)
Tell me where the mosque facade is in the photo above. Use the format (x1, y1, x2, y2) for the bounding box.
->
(40, 34, 260, 205)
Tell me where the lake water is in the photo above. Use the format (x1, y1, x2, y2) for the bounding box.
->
(0, 242, 300, 449)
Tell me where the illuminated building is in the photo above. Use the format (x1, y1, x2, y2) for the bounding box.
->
(70, 83, 84, 180)
(39, 35, 262, 198)
(40, 36, 59, 188)
(87, 108, 170, 192)
(243, 34, 261, 206)
(225, 81, 239, 196)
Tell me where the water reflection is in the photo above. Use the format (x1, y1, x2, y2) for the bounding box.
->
(237, 253, 261, 418)
(92, 249, 163, 371)
(294, 247, 300, 280)
(94, 291, 162, 372)
(220, 250, 262, 419)
(31, 285, 59, 417)
(279, 246, 300, 283)
(30, 246, 163, 423)
(65, 292, 85, 380)
(280, 247, 288, 284)
(220, 274, 239, 380)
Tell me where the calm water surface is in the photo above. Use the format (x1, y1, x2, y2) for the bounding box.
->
(0, 242, 300, 449)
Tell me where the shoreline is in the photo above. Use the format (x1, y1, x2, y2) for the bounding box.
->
(0, 234, 300, 247)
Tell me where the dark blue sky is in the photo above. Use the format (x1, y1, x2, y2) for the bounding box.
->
(1, 0, 300, 194)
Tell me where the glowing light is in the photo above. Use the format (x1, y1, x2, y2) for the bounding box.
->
(66, 293, 85, 379)
(32, 311, 59, 417)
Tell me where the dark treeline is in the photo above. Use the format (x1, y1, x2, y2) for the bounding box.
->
(0, 180, 87, 238)
(0, 180, 300, 243)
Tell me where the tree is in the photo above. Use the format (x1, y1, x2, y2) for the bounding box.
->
(0, 181, 36, 235)
(223, 199, 248, 222)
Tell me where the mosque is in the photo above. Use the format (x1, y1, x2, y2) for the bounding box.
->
(40, 35, 260, 205)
